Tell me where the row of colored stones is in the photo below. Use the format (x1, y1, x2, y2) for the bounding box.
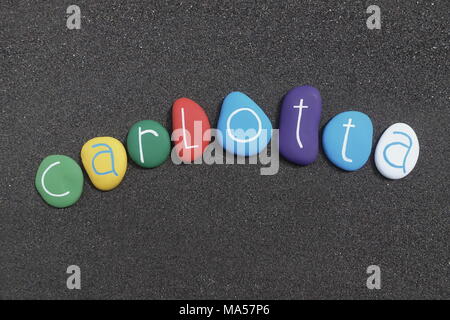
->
(35, 86, 419, 208)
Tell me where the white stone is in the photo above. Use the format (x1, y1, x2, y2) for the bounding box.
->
(375, 123, 419, 179)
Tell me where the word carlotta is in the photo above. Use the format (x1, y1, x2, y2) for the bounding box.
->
(35, 86, 420, 208)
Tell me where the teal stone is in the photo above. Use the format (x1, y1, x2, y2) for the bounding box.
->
(35, 155, 84, 208)
(127, 120, 171, 168)
(322, 111, 373, 171)
(217, 92, 272, 156)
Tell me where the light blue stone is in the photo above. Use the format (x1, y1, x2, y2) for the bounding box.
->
(322, 111, 373, 171)
(217, 92, 272, 156)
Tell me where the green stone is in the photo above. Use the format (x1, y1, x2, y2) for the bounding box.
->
(127, 120, 171, 168)
(35, 155, 84, 208)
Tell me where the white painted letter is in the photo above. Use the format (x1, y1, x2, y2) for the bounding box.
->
(293, 99, 309, 149)
(138, 127, 159, 164)
(41, 162, 70, 197)
(226, 108, 262, 143)
(341, 118, 355, 163)
(181, 107, 199, 150)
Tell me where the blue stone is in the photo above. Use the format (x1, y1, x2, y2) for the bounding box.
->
(217, 92, 272, 156)
(322, 111, 373, 171)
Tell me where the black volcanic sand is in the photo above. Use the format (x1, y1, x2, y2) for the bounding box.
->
(1, 0, 449, 299)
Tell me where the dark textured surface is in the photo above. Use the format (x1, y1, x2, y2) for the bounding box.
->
(1, 0, 449, 299)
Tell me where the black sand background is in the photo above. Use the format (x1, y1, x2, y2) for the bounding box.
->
(1, 0, 449, 299)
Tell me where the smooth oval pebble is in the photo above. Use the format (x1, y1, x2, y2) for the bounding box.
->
(323, 111, 373, 171)
(279, 85, 322, 165)
(35, 155, 84, 208)
(81, 137, 127, 191)
(217, 92, 272, 156)
(127, 120, 171, 168)
(375, 123, 419, 179)
(172, 97, 211, 162)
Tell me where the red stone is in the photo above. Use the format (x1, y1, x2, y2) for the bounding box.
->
(172, 98, 211, 162)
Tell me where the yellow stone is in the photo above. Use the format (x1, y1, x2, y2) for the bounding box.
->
(80, 137, 127, 191)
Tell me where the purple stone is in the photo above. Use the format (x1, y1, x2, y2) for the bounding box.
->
(279, 85, 322, 165)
